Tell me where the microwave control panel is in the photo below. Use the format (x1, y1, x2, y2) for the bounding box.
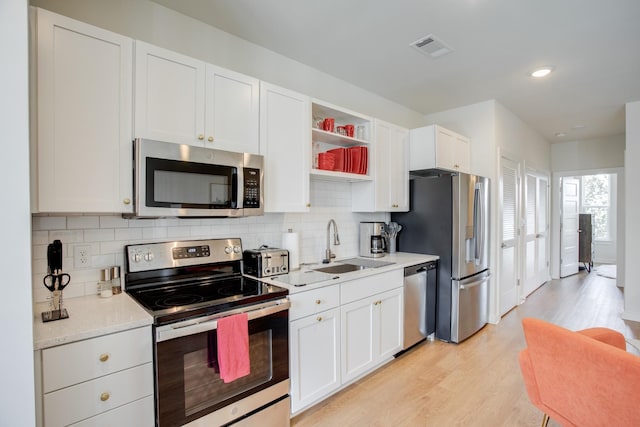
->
(243, 168, 261, 208)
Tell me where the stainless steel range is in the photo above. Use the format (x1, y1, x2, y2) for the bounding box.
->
(125, 238, 290, 427)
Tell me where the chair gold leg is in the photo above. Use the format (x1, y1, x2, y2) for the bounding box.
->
(541, 413, 550, 427)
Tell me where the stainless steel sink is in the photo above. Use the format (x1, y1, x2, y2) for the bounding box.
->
(313, 263, 367, 274)
(338, 258, 395, 268)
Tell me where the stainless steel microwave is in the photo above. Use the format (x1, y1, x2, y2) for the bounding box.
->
(132, 138, 263, 218)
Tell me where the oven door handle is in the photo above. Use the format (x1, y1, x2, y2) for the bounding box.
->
(156, 298, 290, 342)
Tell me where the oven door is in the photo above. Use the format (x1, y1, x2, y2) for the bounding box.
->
(155, 299, 290, 427)
(134, 138, 244, 218)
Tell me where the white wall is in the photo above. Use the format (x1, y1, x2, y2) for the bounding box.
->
(423, 99, 551, 324)
(0, 0, 36, 425)
(624, 101, 640, 321)
(31, 0, 424, 129)
(552, 135, 625, 172)
(32, 181, 387, 302)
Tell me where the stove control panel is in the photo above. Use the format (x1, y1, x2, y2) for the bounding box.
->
(126, 238, 243, 273)
(172, 245, 210, 260)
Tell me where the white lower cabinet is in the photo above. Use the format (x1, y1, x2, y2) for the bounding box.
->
(341, 288, 403, 383)
(289, 285, 341, 413)
(39, 327, 154, 427)
(289, 270, 404, 414)
(69, 396, 154, 427)
(289, 307, 341, 413)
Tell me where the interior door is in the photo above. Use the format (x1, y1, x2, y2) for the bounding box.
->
(535, 177, 550, 284)
(560, 177, 580, 277)
(499, 158, 520, 315)
(523, 172, 550, 296)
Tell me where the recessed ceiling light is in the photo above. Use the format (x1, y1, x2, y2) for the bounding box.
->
(571, 124, 586, 130)
(554, 132, 567, 137)
(530, 66, 555, 78)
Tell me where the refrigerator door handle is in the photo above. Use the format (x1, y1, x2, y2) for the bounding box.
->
(459, 273, 492, 290)
(473, 185, 481, 264)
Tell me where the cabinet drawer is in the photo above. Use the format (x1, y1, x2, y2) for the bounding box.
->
(341, 270, 403, 305)
(69, 395, 154, 427)
(42, 327, 152, 393)
(44, 363, 153, 427)
(289, 284, 340, 321)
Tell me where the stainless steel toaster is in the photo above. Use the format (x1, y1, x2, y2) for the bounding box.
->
(243, 247, 289, 278)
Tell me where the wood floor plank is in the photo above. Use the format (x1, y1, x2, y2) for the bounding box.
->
(291, 270, 640, 426)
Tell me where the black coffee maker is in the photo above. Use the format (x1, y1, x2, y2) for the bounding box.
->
(358, 222, 386, 258)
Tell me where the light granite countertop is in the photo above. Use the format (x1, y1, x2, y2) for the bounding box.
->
(33, 293, 153, 350)
(259, 252, 439, 294)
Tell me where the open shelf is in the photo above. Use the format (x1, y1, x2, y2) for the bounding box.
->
(312, 128, 369, 147)
(310, 168, 373, 182)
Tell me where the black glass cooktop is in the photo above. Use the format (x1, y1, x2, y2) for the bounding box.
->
(127, 275, 288, 325)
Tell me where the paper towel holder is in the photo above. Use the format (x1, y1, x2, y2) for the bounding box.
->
(282, 228, 300, 271)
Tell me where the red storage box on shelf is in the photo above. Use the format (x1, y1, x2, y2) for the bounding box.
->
(318, 152, 335, 170)
(327, 148, 346, 172)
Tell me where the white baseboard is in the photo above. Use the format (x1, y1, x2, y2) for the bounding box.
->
(622, 310, 640, 322)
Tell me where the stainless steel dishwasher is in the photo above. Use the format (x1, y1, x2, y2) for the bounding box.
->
(402, 261, 438, 350)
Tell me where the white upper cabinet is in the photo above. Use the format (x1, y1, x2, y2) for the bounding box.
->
(134, 41, 260, 154)
(32, 8, 133, 213)
(352, 119, 409, 212)
(409, 124, 471, 174)
(206, 64, 260, 154)
(134, 41, 205, 146)
(260, 82, 311, 212)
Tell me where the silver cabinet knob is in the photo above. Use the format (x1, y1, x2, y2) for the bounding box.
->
(208, 136, 214, 142)
(198, 134, 204, 140)
(123, 198, 131, 205)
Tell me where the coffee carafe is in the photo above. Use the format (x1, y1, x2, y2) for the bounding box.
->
(359, 222, 386, 258)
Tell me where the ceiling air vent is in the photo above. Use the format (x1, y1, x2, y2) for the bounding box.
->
(410, 34, 453, 58)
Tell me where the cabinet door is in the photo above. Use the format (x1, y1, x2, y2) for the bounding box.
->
(388, 125, 409, 211)
(373, 121, 392, 210)
(376, 288, 404, 360)
(134, 41, 206, 145)
(454, 133, 471, 173)
(260, 82, 310, 212)
(69, 395, 154, 427)
(290, 308, 340, 414)
(341, 297, 375, 383)
(435, 126, 456, 171)
(352, 120, 408, 212)
(205, 64, 260, 154)
(35, 8, 133, 213)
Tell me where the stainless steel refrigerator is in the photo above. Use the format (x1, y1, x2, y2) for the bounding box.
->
(391, 171, 490, 343)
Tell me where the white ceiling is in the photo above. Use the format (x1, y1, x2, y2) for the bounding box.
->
(151, 0, 640, 142)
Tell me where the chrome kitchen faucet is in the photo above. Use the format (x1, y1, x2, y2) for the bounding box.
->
(323, 219, 340, 263)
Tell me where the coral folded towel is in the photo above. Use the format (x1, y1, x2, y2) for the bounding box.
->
(217, 313, 250, 383)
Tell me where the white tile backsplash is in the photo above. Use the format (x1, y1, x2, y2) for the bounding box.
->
(31, 181, 388, 302)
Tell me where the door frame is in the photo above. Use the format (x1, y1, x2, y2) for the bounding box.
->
(497, 154, 521, 316)
(550, 167, 624, 282)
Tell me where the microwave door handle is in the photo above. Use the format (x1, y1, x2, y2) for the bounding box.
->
(232, 169, 239, 209)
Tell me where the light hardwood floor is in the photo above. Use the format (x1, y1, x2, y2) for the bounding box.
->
(291, 269, 640, 427)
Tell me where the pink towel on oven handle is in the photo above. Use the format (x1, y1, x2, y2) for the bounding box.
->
(217, 312, 250, 383)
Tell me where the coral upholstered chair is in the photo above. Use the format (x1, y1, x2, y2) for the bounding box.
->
(519, 317, 640, 427)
